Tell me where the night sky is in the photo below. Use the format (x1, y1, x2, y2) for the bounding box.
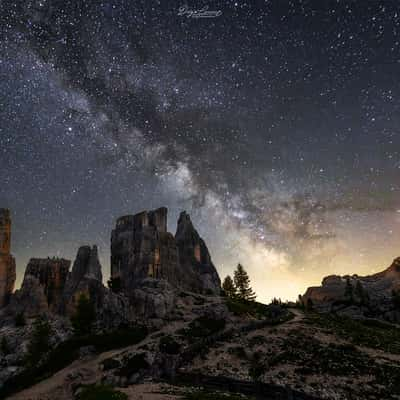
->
(1, 0, 399, 301)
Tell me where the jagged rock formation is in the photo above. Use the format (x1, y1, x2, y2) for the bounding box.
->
(10, 258, 71, 317)
(175, 211, 221, 293)
(0, 209, 16, 308)
(111, 208, 221, 295)
(1, 207, 221, 327)
(302, 257, 400, 320)
(25, 258, 70, 310)
(111, 207, 180, 291)
(62, 245, 104, 315)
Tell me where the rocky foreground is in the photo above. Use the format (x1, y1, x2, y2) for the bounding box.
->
(2, 296, 400, 400)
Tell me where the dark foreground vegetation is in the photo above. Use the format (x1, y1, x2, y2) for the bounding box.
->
(0, 326, 148, 398)
(305, 312, 400, 353)
(76, 384, 128, 400)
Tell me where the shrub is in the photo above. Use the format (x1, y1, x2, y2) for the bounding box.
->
(118, 352, 149, 377)
(184, 390, 251, 400)
(159, 335, 181, 354)
(227, 345, 247, 359)
(107, 277, 122, 293)
(1, 336, 10, 355)
(25, 317, 51, 366)
(249, 359, 266, 381)
(77, 384, 128, 400)
(184, 316, 226, 339)
(101, 357, 121, 371)
(15, 312, 26, 327)
(226, 298, 271, 319)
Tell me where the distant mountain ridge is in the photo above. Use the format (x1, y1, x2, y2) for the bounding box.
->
(301, 257, 400, 322)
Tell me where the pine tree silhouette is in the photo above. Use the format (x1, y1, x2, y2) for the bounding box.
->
(233, 264, 256, 301)
(222, 275, 236, 298)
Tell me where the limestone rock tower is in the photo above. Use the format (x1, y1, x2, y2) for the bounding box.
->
(0, 209, 16, 307)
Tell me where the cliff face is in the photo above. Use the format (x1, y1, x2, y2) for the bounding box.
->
(111, 207, 180, 291)
(175, 211, 221, 293)
(25, 258, 70, 310)
(0, 209, 16, 308)
(111, 208, 221, 295)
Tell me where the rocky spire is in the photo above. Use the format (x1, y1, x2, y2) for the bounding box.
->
(62, 245, 104, 315)
(64, 245, 102, 292)
(0, 209, 16, 308)
(175, 211, 221, 294)
(24, 258, 70, 309)
(111, 208, 221, 295)
(8, 257, 70, 317)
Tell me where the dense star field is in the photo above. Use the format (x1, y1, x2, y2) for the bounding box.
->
(0, 1, 399, 301)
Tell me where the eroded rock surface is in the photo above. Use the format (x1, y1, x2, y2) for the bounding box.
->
(62, 245, 104, 316)
(110, 208, 221, 295)
(0, 209, 16, 308)
(175, 211, 221, 294)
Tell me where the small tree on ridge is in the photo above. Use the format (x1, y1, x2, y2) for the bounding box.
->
(222, 275, 236, 298)
(234, 263, 256, 301)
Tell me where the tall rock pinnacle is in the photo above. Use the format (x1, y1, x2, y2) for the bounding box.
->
(110, 207, 221, 295)
(0, 209, 16, 308)
(175, 211, 221, 294)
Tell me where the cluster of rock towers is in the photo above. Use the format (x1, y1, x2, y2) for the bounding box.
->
(0, 207, 221, 319)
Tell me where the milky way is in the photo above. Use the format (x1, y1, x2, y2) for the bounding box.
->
(1, 1, 400, 301)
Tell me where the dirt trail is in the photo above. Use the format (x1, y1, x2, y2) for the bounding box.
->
(6, 336, 160, 400)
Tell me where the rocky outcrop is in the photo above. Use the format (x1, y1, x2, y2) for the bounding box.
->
(62, 245, 104, 315)
(175, 211, 221, 294)
(111, 207, 180, 292)
(129, 279, 176, 320)
(9, 275, 49, 317)
(1, 207, 221, 328)
(25, 258, 70, 311)
(111, 208, 221, 295)
(0, 209, 16, 308)
(9, 258, 70, 317)
(302, 257, 400, 320)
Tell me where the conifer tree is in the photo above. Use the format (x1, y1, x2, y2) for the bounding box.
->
(344, 278, 354, 302)
(355, 280, 369, 305)
(222, 275, 236, 298)
(1, 336, 10, 355)
(233, 263, 256, 301)
(71, 294, 96, 336)
(26, 317, 51, 366)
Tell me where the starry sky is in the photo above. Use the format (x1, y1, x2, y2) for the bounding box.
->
(1, 0, 400, 302)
